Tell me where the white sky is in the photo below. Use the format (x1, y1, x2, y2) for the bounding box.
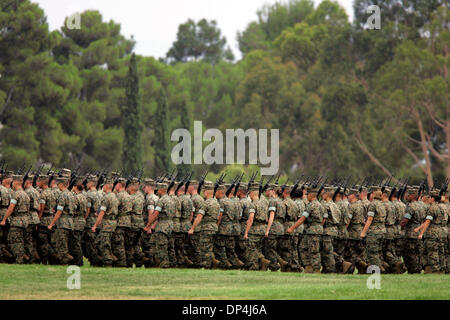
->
(33, 0, 354, 60)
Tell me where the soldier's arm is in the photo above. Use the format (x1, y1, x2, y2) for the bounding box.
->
(189, 212, 203, 234)
(92, 210, 105, 232)
(244, 210, 255, 239)
(415, 214, 433, 239)
(217, 206, 223, 226)
(48, 197, 65, 229)
(265, 210, 275, 237)
(38, 195, 45, 218)
(146, 205, 161, 228)
(287, 214, 306, 234)
(0, 201, 16, 224)
(143, 204, 155, 231)
(85, 197, 92, 219)
(360, 216, 373, 238)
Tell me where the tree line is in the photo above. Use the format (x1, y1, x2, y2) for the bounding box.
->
(0, 0, 448, 187)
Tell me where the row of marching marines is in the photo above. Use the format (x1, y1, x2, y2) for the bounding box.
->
(0, 163, 448, 274)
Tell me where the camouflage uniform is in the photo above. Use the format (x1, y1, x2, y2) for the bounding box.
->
(142, 192, 158, 267)
(321, 200, 340, 273)
(171, 193, 184, 267)
(152, 194, 175, 268)
(366, 199, 386, 270)
(179, 193, 193, 266)
(70, 191, 87, 266)
(437, 202, 448, 272)
(38, 187, 57, 264)
(392, 199, 406, 261)
(198, 197, 219, 268)
(247, 197, 268, 271)
(95, 191, 119, 267)
(300, 199, 324, 272)
(335, 199, 350, 272)
(83, 188, 102, 266)
(294, 198, 307, 268)
(127, 190, 145, 267)
(264, 196, 283, 271)
(403, 200, 425, 273)
(282, 196, 302, 271)
(7, 189, 30, 264)
(446, 201, 450, 273)
(187, 193, 203, 267)
(113, 189, 132, 267)
(237, 196, 251, 269)
(24, 186, 40, 263)
(382, 200, 401, 271)
(423, 202, 446, 273)
(52, 189, 74, 265)
(215, 196, 239, 268)
(345, 200, 367, 271)
(230, 196, 242, 268)
(0, 185, 11, 262)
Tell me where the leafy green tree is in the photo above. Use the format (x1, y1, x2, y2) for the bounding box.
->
(167, 19, 234, 64)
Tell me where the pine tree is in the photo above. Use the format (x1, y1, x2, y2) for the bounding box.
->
(154, 89, 170, 174)
(122, 53, 143, 174)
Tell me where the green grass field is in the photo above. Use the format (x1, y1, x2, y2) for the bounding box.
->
(0, 263, 448, 300)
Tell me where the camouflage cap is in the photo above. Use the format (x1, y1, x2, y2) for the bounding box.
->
(203, 181, 214, 190)
(267, 183, 278, 190)
(87, 174, 99, 183)
(237, 184, 248, 192)
(283, 185, 293, 192)
(156, 181, 168, 189)
(189, 179, 198, 186)
(1, 171, 14, 179)
(60, 168, 71, 178)
(144, 178, 156, 187)
(369, 185, 382, 192)
(354, 185, 368, 192)
(24, 174, 34, 181)
(117, 177, 126, 184)
(307, 184, 321, 193)
(405, 186, 420, 195)
(429, 189, 440, 197)
(12, 175, 23, 181)
(216, 183, 226, 191)
(323, 185, 337, 193)
(347, 188, 359, 195)
(55, 176, 69, 184)
(129, 177, 140, 185)
(36, 174, 49, 181)
(247, 182, 259, 192)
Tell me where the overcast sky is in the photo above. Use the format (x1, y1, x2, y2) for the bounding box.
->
(34, 0, 354, 60)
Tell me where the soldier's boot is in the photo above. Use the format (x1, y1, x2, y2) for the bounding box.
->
(304, 265, 314, 273)
(184, 256, 194, 268)
(342, 261, 352, 274)
(313, 268, 321, 274)
(356, 261, 368, 274)
(382, 261, 389, 273)
(211, 257, 221, 269)
(225, 260, 233, 269)
(394, 261, 405, 274)
(154, 257, 161, 268)
(23, 254, 30, 264)
(278, 257, 289, 272)
(234, 259, 245, 269)
(111, 254, 118, 263)
(1, 247, 14, 261)
(259, 257, 270, 271)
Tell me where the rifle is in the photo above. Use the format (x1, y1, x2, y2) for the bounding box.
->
(280, 178, 289, 194)
(175, 172, 190, 194)
(226, 174, 240, 198)
(233, 172, 245, 197)
(21, 165, 33, 189)
(166, 169, 178, 194)
(274, 173, 281, 185)
(316, 177, 328, 198)
(0, 161, 6, 183)
(381, 176, 392, 193)
(439, 178, 449, 197)
(260, 174, 275, 197)
(213, 172, 226, 198)
(290, 174, 304, 198)
(183, 171, 194, 193)
(197, 169, 209, 194)
(32, 164, 44, 188)
(16, 163, 25, 175)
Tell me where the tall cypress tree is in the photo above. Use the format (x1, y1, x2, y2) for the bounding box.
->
(154, 89, 170, 174)
(122, 53, 143, 174)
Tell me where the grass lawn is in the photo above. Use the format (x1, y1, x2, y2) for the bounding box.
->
(0, 263, 448, 300)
